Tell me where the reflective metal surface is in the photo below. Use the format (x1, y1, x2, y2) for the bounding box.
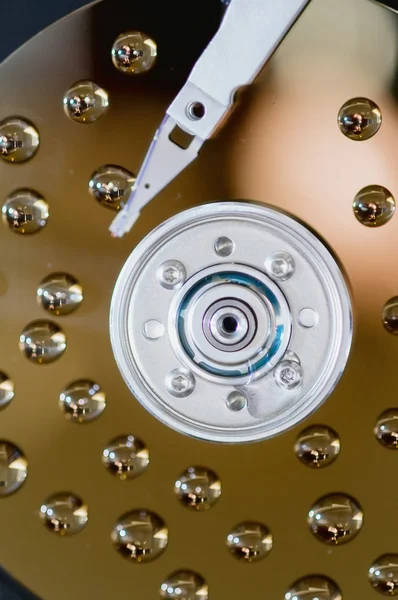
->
(1, 0, 398, 598)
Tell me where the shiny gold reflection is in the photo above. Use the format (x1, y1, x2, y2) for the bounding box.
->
(111, 509, 168, 562)
(40, 492, 88, 535)
(63, 80, 109, 124)
(338, 97, 382, 141)
(353, 185, 395, 227)
(285, 575, 342, 600)
(111, 31, 157, 75)
(0, 117, 39, 163)
(88, 164, 135, 210)
(369, 554, 398, 596)
(375, 409, 398, 449)
(295, 425, 341, 468)
(2, 189, 49, 234)
(59, 379, 106, 423)
(0, 441, 28, 496)
(174, 466, 221, 511)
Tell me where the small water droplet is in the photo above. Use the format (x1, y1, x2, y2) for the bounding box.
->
(63, 80, 109, 124)
(40, 492, 88, 535)
(88, 165, 135, 211)
(174, 466, 221, 511)
(37, 272, 83, 316)
(2, 189, 49, 234)
(111, 509, 168, 562)
(375, 409, 398, 449)
(0, 373, 14, 410)
(226, 521, 273, 562)
(214, 236, 235, 257)
(308, 493, 363, 545)
(338, 97, 382, 141)
(0, 441, 28, 496)
(295, 425, 341, 468)
(160, 570, 208, 599)
(0, 117, 39, 162)
(111, 31, 157, 74)
(19, 320, 66, 364)
(285, 575, 342, 600)
(369, 554, 398, 595)
(102, 435, 149, 480)
(383, 297, 398, 335)
(59, 379, 106, 423)
(353, 185, 395, 227)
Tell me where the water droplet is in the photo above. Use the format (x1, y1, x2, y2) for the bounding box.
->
(369, 554, 398, 595)
(308, 493, 363, 545)
(37, 273, 83, 316)
(353, 185, 395, 227)
(383, 297, 398, 335)
(375, 409, 398, 449)
(19, 320, 66, 364)
(174, 466, 221, 511)
(40, 492, 88, 535)
(59, 379, 106, 423)
(2, 189, 49, 234)
(0, 117, 39, 163)
(63, 80, 109, 124)
(88, 165, 135, 211)
(0, 441, 28, 496)
(226, 521, 273, 562)
(111, 509, 168, 562)
(0, 373, 14, 410)
(214, 237, 235, 257)
(295, 425, 341, 468)
(338, 97, 382, 141)
(102, 435, 149, 479)
(285, 575, 342, 600)
(111, 31, 157, 75)
(160, 570, 208, 599)
(265, 251, 295, 281)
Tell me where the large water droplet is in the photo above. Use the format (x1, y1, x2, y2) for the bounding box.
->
(308, 493, 363, 545)
(353, 185, 395, 227)
(2, 189, 49, 234)
(63, 80, 109, 124)
(111, 509, 168, 562)
(375, 409, 398, 449)
(369, 554, 398, 595)
(111, 31, 157, 74)
(383, 297, 398, 335)
(88, 165, 135, 211)
(295, 425, 341, 468)
(160, 570, 208, 600)
(19, 320, 66, 364)
(59, 380, 106, 423)
(40, 492, 88, 535)
(0, 117, 39, 162)
(37, 273, 83, 316)
(0, 373, 14, 410)
(285, 575, 342, 600)
(338, 97, 382, 141)
(102, 435, 149, 479)
(0, 441, 28, 496)
(226, 521, 273, 562)
(174, 466, 221, 511)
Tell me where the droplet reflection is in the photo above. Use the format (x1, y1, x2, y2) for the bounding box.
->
(102, 435, 149, 479)
(353, 185, 395, 227)
(0, 441, 28, 496)
(308, 493, 363, 545)
(0, 373, 14, 410)
(40, 492, 88, 535)
(285, 575, 342, 600)
(338, 97, 382, 141)
(37, 273, 83, 316)
(369, 554, 398, 595)
(19, 320, 66, 364)
(111, 509, 168, 562)
(63, 80, 109, 123)
(226, 521, 273, 562)
(111, 31, 157, 74)
(383, 297, 398, 335)
(174, 466, 221, 511)
(160, 570, 208, 600)
(2, 189, 49, 234)
(375, 409, 398, 449)
(0, 117, 39, 162)
(88, 164, 135, 210)
(59, 379, 106, 423)
(295, 425, 341, 468)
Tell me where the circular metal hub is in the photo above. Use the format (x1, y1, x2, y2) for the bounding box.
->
(110, 202, 352, 442)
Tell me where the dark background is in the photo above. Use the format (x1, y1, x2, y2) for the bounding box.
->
(0, 0, 397, 597)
